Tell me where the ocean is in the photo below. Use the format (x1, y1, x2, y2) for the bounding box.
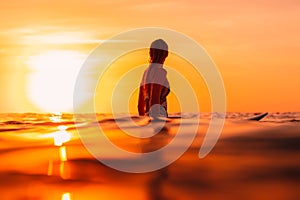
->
(0, 112, 299, 200)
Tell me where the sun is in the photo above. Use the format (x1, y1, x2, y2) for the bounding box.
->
(26, 50, 86, 112)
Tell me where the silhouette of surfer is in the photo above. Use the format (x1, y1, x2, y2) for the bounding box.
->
(138, 39, 170, 117)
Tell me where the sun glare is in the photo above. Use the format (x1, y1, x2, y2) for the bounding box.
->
(26, 50, 86, 112)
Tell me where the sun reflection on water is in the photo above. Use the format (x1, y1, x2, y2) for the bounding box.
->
(47, 114, 72, 179)
(49, 112, 63, 122)
(59, 146, 67, 162)
(61, 192, 71, 200)
(53, 126, 71, 146)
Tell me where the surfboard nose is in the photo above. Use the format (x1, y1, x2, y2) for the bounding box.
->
(247, 112, 268, 121)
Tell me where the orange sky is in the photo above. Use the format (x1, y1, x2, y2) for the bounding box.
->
(0, 0, 299, 113)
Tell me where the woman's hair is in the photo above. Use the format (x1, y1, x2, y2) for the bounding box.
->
(149, 39, 168, 64)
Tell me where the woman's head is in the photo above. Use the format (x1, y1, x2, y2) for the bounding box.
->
(149, 39, 168, 64)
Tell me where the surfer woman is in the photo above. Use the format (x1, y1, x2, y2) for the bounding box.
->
(138, 39, 170, 117)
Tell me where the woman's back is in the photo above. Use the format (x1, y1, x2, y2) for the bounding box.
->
(138, 63, 170, 117)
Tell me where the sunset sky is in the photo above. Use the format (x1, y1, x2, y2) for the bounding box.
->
(0, 0, 299, 113)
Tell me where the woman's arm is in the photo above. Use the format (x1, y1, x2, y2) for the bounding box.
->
(138, 85, 145, 116)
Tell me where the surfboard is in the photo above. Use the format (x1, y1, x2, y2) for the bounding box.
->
(247, 112, 268, 121)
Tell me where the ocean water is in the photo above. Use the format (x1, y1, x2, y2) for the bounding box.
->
(0, 112, 299, 132)
(0, 112, 300, 200)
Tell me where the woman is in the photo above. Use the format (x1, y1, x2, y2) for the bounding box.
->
(138, 39, 170, 117)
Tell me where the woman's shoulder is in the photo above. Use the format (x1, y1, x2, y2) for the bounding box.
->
(155, 67, 167, 75)
(155, 68, 168, 84)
